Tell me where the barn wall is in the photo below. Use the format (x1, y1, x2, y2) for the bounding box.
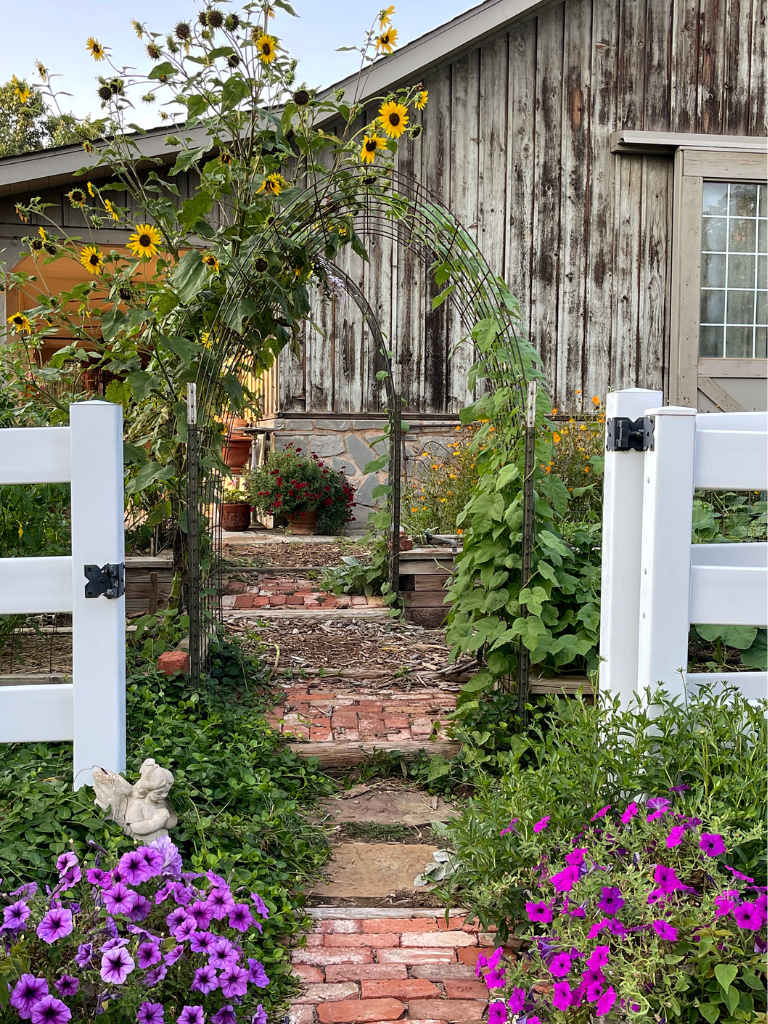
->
(281, 0, 767, 413)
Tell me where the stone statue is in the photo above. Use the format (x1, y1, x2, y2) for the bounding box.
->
(93, 758, 178, 843)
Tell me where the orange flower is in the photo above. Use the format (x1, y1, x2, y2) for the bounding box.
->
(592, 395, 600, 406)
(553, 432, 561, 443)
(551, 407, 558, 415)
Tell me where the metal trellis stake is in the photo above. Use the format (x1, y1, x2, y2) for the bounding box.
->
(517, 379, 538, 722)
(187, 383, 201, 687)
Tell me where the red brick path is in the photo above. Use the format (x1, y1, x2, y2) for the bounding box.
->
(222, 576, 384, 611)
(289, 914, 504, 1024)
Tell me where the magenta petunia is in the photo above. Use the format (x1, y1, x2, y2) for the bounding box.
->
(247, 959, 270, 988)
(100, 947, 135, 985)
(586, 919, 608, 940)
(550, 866, 578, 893)
(552, 981, 572, 1011)
(652, 920, 678, 941)
(87, 868, 112, 889)
(137, 942, 163, 969)
(699, 833, 726, 858)
(620, 802, 638, 824)
(54, 976, 79, 999)
(177, 1007, 205, 1024)
(666, 826, 686, 849)
(11, 975, 49, 1019)
(30, 995, 71, 1024)
(714, 891, 739, 918)
(75, 943, 93, 967)
(597, 886, 625, 916)
(586, 982, 604, 1003)
(3, 899, 31, 930)
(188, 901, 214, 930)
(137, 1003, 165, 1024)
(726, 865, 754, 883)
(207, 888, 235, 921)
(136, 847, 165, 878)
(582, 966, 604, 987)
(549, 953, 571, 978)
(143, 965, 168, 987)
(484, 969, 506, 989)
(37, 909, 73, 944)
(533, 816, 550, 833)
(565, 847, 587, 867)
(190, 932, 216, 955)
(590, 805, 610, 821)
(251, 1006, 267, 1024)
(653, 864, 686, 894)
(525, 901, 552, 924)
(250, 892, 269, 919)
(219, 965, 249, 999)
(586, 945, 609, 969)
(104, 883, 137, 917)
(227, 904, 254, 932)
(487, 1002, 506, 1024)
(499, 819, 518, 837)
(607, 918, 628, 937)
(507, 988, 525, 1014)
(211, 1008, 236, 1024)
(191, 966, 219, 996)
(595, 986, 616, 1016)
(734, 902, 765, 931)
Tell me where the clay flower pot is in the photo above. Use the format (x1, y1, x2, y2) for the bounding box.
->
(285, 509, 318, 536)
(220, 502, 252, 532)
(222, 436, 252, 473)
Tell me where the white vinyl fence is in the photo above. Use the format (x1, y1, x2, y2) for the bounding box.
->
(0, 402, 126, 788)
(600, 388, 767, 706)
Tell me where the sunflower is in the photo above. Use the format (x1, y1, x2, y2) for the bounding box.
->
(376, 27, 398, 53)
(127, 223, 161, 259)
(67, 188, 87, 208)
(6, 312, 32, 334)
(257, 172, 287, 196)
(255, 33, 277, 63)
(360, 133, 386, 164)
(104, 199, 119, 221)
(86, 37, 106, 61)
(87, 182, 96, 197)
(219, 150, 233, 165)
(414, 89, 428, 110)
(38, 227, 47, 242)
(35, 60, 48, 82)
(80, 245, 105, 275)
(379, 5, 395, 27)
(14, 79, 31, 105)
(378, 100, 408, 138)
(202, 252, 220, 272)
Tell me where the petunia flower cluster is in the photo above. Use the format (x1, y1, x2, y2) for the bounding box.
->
(484, 794, 767, 1021)
(0, 837, 272, 1024)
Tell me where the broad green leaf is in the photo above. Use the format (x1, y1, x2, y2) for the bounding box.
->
(698, 1003, 720, 1024)
(126, 461, 174, 496)
(169, 146, 208, 176)
(148, 62, 176, 80)
(173, 250, 208, 304)
(158, 335, 204, 366)
(715, 964, 738, 992)
(695, 624, 758, 650)
(179, 190, 214, 228)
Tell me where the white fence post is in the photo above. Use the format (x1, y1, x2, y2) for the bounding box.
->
(69, 402, 126, 789)
(599, 388, 662, 706)
(636, 406, 698, 700)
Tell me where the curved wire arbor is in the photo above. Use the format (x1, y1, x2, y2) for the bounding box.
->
(186, 167, 541, 714)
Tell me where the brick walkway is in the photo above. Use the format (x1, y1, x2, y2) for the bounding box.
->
(267, 682, 458, 744)
(290, 913, 503, 1024)
(223, 577, 384, 611)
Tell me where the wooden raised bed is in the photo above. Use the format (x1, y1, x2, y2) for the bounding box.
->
(399, 547, 455, 628)
(125, 556, 174, 616)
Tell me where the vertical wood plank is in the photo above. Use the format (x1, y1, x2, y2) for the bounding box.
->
(638, 155, 674, 392)
(671, 0, 700, 131)
(477, 33, 509, 278)
(645, 0, 673, 130)
(612, 154, 644, 391)
(335, 249, 368, 415)
(394, 105, 424, 413)
(617, 0, 646, 130)
(308, 285, 334, 411)
(698, 0, 727, 133)
(529, 4, 565, 402)
(723, 0, 754, 134)
(364, 231, 393, 414)
(749, 0, 768, 133)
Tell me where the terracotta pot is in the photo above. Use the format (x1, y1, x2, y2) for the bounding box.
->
(285, 509, 318, 536)
(220, 502, 252, 532)
(222, 436, 252, 473)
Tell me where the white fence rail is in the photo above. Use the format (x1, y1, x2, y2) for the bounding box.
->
(600, 388, 767, 706)
(0, 402, 126, 788)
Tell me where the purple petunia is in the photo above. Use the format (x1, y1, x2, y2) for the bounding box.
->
(652, 920, 678, 941)
(587, 945, 609, 970)
(137, 1003, 165, 1024)
(129, 896, 153, 924)
(699, 833, 726, 858)
(3, 899, 31, 931)
(247, 960, 270, 988)
(188, 901, 214, 930)
(165, 947, 185, 966)
(552, 982, 572, 1011)
(11, 975, 49, 1020)
(100, 947, 135, 985)
(595, 986, 616, 1016)
(137, 942, 163, 969)
(250, 892, 269, 919)
(56, 853, 78, 873)
(149, 836, 182, 880)
(104, 883, 137, 917)
(251, 1007, 267, 1024)
(30, 995, 71, 1024)
(211, 1008, 237, 1024)
(565, 848, 587, 867)
(75, 943, 93, 967)
(54, 977, 79, 999)
(177, 1007, 205, 1024)
(533, 816, 550, 833)
(119, 851, 153, 886)
(191, 966, 219, 996)
(220, 965, 249, 999)
(166, 908, 193, 936)
(620, 802, 638, 824)
(507, 988, 525, 1014)
(590, 805, 611, 821)
(136, 847, 165, 879)
(666, 826, 686, 849)
(12, 882, 38, 898)
(500, 819, 518, 837)
(487, 1005, 506, 1024)
(597, 886, 625, 916)
(143, 965, 168, 988)
(87, 868, 112, 889)
(228, 904, 254, 933)
(526, 901, 553, 924)
(37, 909, 73, 945)
(208, 937, 238, 970)
(549, 953, 572, 978)
(175, 917, 198, 942)
(190, 932, 216, 955)
(734, 902, 765, 931)
(207, 888, 235, 921)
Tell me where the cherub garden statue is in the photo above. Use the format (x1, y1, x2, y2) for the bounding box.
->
(92, 758, 178, 842)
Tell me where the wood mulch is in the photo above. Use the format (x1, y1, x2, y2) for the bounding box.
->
(222, 541, 369, 569)
(0, 630, 72, 675)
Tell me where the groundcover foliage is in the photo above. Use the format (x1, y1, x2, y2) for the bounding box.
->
(0, 636, 334, 1012)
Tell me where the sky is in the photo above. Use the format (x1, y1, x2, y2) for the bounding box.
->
(2, 1, 478, 126)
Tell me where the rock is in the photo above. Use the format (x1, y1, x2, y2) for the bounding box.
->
(309, 435, 346, 457)
(92, 758, 178, 842)
(346, 434, 377, 475)
(158, 650, 189, 675)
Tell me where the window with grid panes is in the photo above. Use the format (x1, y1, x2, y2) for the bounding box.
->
(699, 182, 767, 359)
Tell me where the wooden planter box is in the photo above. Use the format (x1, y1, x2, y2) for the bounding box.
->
(125, 556, 174, 616)
(398, 546, 456, 628)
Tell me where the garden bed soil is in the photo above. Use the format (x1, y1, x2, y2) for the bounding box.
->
(222, 541, 369, 568)
(0, 630, 72, 674)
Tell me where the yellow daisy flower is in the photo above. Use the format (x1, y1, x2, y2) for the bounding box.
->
(376, 27, 398, 53)
(6, 312, 32, 334)
(202, 252, 220, 273)
(360, 133, 386, 164)
(257, 172, 287, 195)
(86, 37, 106, 61)
(127, 224, 161, 259)
(104, 199, 119, 221)
(414, 90, 428, 110)
(80, 245, 105, 275)
(378, 100, 408, 138)
(255, 34, 277, 63)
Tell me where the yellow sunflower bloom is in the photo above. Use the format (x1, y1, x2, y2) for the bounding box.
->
(414, 90, 428, 110)
(127, 224, 161, 259)
(86, 37, 106, 61)
(67, 188, 87, 208)
(13, 76, 32, 105)
(202, 252, 220, 273)
(38, 227, 47, 241)
(375, 27, 398, 53)
(379, 100, 408, 138)
(80, 245, 105, 275)
(379, 5, 395, 27)
(87, 182, 96, 197)
(360, 133, 386, 164)
(6, 312, 32, 334)
(257, 172, 287, 196)
(255, 34, 277, 63)
(104, 199, 119, 221)
(35, 60, 48, 82)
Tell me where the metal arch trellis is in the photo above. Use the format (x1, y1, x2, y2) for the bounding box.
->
(184, 166, 542, 709)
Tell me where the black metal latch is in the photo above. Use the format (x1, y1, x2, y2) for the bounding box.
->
(84, 563, 125, 600)
(606, 416, 655, 452)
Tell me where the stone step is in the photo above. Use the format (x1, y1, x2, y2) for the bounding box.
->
(289, 740, 461, 767)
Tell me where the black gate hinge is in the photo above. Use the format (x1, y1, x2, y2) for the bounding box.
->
(84, 563, 125, 600)
(606, 416, 655, 452)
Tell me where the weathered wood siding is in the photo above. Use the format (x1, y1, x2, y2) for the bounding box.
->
(282, 0, 767, 413)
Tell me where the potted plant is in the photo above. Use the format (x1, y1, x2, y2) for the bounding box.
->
(221, 418, 252, 474)
(246, 445, 355, 536)
(219, 488, 252, 532)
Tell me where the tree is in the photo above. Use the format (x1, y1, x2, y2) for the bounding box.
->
(0, 75, 102, 158)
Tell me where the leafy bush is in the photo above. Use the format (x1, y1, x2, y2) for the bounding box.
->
(0, 839, 274, 1022)
(246, 446, 354, 533)
(547, 405, 604, 527)
(0, 635, 335, 1012)
(479, 801, 766, 1022)
(402, 428, 479, 536)
(320, 534, 389, 598)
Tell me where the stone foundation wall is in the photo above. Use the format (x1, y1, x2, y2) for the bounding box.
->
(258, 415, 461, 529)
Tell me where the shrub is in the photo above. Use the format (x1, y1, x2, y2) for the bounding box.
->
(547, 405, 604, 528)
(246, 447, 354, 534)
(0, 840, 274, 1023)
(479, 801, 766, 1022)
(402, 428, 479, 536)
